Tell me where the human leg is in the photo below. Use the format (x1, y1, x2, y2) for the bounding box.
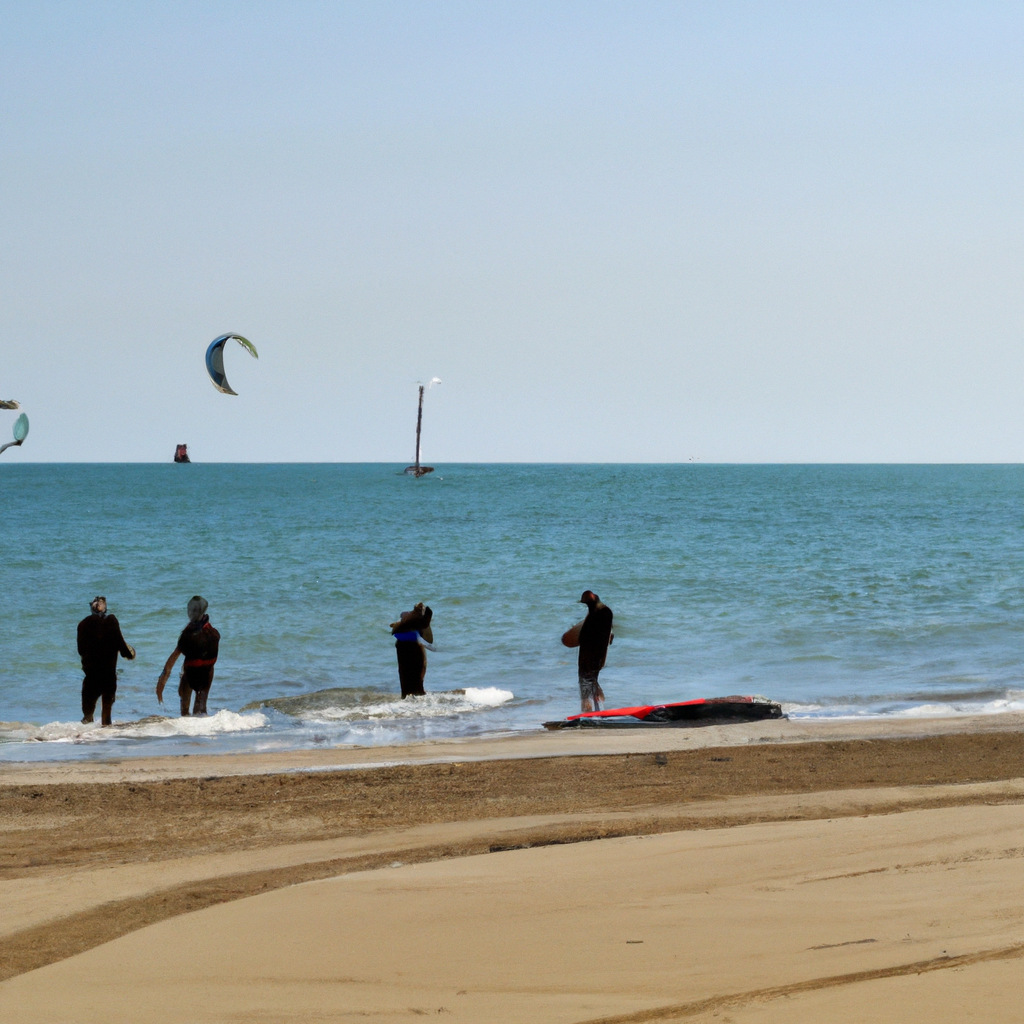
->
(177, 677, 193, 716)
(81, 679, 99, 723)
(181, 667, 213, 714)
(100, 691, 116, 727)
(578, 672, 600, 713)
(396, 642, 426, 698)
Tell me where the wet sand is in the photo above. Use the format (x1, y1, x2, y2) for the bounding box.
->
(3, 718, 1024, 1021)
(6, 708, 1024, 785)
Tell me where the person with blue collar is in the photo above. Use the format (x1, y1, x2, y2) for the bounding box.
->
(390, 603, 434, 698)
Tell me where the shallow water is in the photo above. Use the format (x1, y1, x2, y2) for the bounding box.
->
(3, 464, 1024, 761)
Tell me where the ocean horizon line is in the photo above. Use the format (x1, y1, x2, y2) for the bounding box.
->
(5, 460, 1024, 468)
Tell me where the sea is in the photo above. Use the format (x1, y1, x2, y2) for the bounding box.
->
(2, 464, 1024, 763)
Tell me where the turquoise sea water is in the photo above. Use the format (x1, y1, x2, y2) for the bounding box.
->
(3, 464, 1024, 761)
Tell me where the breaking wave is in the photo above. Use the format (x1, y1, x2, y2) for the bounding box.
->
(783, 689, 1024, 720)
(0, 709, 269, 744)
(243, 685, 514, 723)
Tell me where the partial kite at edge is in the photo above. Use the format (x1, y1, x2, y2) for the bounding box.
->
(0, 413, 28, 455)
(205, 334, 258, 395)
(0, 400, 19, 410)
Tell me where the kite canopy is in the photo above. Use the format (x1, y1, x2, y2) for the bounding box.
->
(0, 412, 28, 454)
(0, 400, 19, 410)
(205, 334, 258, 395)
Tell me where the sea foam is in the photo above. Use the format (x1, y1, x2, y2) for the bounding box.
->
(0, 709, 268, 744)
(292, 687, 514, 724)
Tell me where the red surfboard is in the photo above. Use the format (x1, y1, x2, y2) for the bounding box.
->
(544, 695, 784, 729)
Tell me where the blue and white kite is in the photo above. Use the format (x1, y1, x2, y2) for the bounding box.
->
(1, 413, 29, 455)
(205, 334, 258, 395)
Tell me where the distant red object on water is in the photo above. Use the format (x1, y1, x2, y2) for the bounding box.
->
(174, 444, 191, 463)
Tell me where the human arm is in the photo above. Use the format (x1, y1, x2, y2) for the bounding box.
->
(156, 647, 182, 703)
(109, 616, 136, 660)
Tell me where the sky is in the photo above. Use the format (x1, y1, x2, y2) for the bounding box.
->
(2, 1, 1024, 462)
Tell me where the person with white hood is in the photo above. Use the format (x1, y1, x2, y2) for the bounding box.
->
(156, 596, 221, 716)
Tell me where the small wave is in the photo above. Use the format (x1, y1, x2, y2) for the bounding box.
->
(894, 697, 1024, 718)
(783, 685, 1017, 709)
(248, 685, 514, 723)
(781, 702, 823, 715)
(892, 702, 961, 718)
(243, 686, 392, 716)
(783, 693, 1024, 721)
(0, 709, 269, 744)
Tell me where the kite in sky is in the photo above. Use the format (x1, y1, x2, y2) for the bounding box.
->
(0, 413, 29, 455)
(205, 334, 258, 395)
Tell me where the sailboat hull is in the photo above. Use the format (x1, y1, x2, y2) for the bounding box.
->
(404, 465, 434, 477)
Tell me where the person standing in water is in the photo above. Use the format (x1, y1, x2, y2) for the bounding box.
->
(562, 590, 614, 712)
(390, 603, 434, 698)
(156, 596, 221, 716)
(77, 596, 136, 726)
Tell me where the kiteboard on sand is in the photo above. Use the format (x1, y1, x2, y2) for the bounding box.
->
(544, 694, 785, 730)
(405, 379, 441, 478)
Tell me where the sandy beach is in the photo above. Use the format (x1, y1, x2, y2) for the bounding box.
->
(9, 0, 1024, 1018)
(3, 716, 1024, 1022)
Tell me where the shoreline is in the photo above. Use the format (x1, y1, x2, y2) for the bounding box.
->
(3, 709, 1024, 785)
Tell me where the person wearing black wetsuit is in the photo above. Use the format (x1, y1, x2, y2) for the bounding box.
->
(77, 596, 136, 726)
(156, 596, 221, 716)
(389, 603, 433, 698)
(562, 590, 613, 712)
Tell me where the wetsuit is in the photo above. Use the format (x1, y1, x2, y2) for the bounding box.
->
(177, 614, 220, 715)
(578, 599, 613, 705)
(392, 606, 432, 698)
(77, 614, 134, 724)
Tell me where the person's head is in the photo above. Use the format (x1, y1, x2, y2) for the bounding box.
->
(580, 590, 599, 608)
(187, 595, 208, 622)
(90, 596, 107, 616)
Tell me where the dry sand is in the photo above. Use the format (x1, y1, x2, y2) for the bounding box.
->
(3, 719, 1024, 1022)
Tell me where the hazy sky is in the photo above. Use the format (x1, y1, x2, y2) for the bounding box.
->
(3, 2, 1023, 462)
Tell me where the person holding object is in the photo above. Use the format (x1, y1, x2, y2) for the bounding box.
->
(562, 590, 613, 712)
(390, 602, 434, 698)
(77, 596, 136, 726)
(156, 596, 220, 716)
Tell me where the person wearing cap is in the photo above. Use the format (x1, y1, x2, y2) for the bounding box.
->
(77, 596, 136, 726)
(156, 596, 221, 716)
(561, 591, 614, 712)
